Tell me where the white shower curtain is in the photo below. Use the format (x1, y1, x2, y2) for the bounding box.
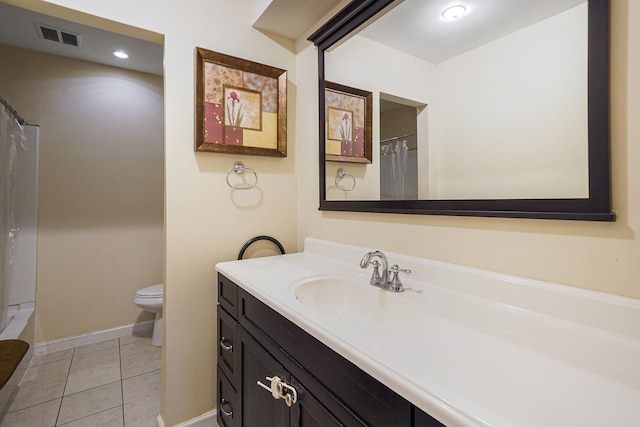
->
(0, 98, 25, 333)
(380, 139, 418, 200)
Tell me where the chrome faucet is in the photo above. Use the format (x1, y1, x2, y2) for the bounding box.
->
(359, 250, 389, 287)
(360, 251, 411, 292)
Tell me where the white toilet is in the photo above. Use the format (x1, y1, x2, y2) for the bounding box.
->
(134, 283, 164, 346)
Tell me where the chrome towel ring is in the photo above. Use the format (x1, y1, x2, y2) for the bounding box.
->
(335, 168, 355, 191)
(226, 162, 258, 189)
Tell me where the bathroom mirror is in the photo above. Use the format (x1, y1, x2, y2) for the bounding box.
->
(309, 0, 614, 220)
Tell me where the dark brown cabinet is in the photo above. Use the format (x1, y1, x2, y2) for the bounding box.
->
(239, 326, 344, 427)
(216, 273, 444, 427)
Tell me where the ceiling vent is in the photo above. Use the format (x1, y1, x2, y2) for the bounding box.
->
(36, 23, 79, 47)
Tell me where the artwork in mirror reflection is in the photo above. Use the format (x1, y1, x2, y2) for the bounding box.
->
(325, 81, 372, 164)
(324, 0, 589, 201)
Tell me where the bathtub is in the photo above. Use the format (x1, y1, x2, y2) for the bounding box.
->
(0, 302, 35, 421)
(1, 303, 35, 341)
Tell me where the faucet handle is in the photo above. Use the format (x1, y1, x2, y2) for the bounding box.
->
(387, 265, 411, 292)
(368, 260, 382, 284)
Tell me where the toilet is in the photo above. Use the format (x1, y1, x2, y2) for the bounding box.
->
(134, 283, 164, 346)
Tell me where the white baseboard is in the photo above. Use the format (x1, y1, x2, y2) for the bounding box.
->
(157, 410, 217, 427)
(35, 320, 154, 355)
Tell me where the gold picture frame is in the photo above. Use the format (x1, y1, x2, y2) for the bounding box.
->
(195, 47, 287, 157)
(325, 81, 372, 163)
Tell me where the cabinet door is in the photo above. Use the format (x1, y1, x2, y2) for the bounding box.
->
(289, 377, 343, 427)
(414, 406, 446, 427)
(239, 326, 290, 426)
(240, 325, 362, 427)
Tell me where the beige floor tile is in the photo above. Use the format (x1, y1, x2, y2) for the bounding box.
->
(8, 380, 66, 413)
(30, 349, 74, 368)
(1, 398, 60, 427)
(57, 406, 124, 427)
(123, 370, 161, 404)
(73, 338, 119, 356)
(64, 346, 121, 395)
(22, 358, 71, 385)
(123, 393, 160, 427)
(119, 331, 152, 346)
(70, 346, 119, 371)
(120, 340, 161, 379)
(9, 359, 70, 412)
(57, 381, 122, 425)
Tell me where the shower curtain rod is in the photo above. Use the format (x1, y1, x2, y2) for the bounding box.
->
(380, 132, 417, 144)
(0, 93, 27, 125)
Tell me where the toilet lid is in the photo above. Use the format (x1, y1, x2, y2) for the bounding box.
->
(136, 283, 163, 298)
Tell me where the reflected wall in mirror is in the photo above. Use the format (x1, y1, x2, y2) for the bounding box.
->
(310, 0, 614, 220)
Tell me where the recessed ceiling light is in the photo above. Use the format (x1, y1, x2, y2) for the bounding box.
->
(442, 5, 466, 21)
(113, 50, 129, 59)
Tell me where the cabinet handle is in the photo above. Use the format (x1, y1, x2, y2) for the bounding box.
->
(220, 399, 233, 417)
(219, 337, 233, 352)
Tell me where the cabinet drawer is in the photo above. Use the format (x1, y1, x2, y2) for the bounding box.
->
(217, 367, 239, 427)
(238, 287, 412, 427)
(218, 274, 238, 319)
(217, 305, 238, 383)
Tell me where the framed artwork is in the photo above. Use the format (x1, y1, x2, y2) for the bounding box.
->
(325, 81, 372, 163)
(195, 47, 287, 157)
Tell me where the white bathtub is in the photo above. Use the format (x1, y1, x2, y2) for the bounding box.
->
(0, 302, 35, 421)
(1, 303, 34, 341)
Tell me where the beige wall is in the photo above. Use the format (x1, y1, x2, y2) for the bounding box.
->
(0, 44, 164, 342)
(17, 0, 299, 425)
(297, 0, 640, 299)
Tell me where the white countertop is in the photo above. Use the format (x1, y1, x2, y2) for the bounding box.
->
(216, 238, 640, 427)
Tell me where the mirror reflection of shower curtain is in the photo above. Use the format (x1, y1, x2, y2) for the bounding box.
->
(380, 139, 418, 200)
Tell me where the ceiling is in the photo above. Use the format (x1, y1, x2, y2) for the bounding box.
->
(253, 0, 344, 40)
(0, 2, 163, 76)
(359, 0, 587, 63)
(0, 0, 587, 78)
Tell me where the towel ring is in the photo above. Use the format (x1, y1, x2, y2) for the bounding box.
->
(226, 162, 258, 190)
(335, 168, 355, 191)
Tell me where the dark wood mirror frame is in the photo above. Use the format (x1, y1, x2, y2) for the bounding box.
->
(309, 0, 614, 221)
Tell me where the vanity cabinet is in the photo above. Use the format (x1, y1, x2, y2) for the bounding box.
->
(216, 273, 444, 427)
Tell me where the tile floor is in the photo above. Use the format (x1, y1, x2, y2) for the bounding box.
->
(1, 333, 161, 427)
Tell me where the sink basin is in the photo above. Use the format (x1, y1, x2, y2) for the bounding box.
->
(291, 276, 427, 323)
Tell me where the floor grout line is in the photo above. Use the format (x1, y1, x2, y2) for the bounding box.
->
(119, 336, 126, 426)
(54, 346, 75, 426)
